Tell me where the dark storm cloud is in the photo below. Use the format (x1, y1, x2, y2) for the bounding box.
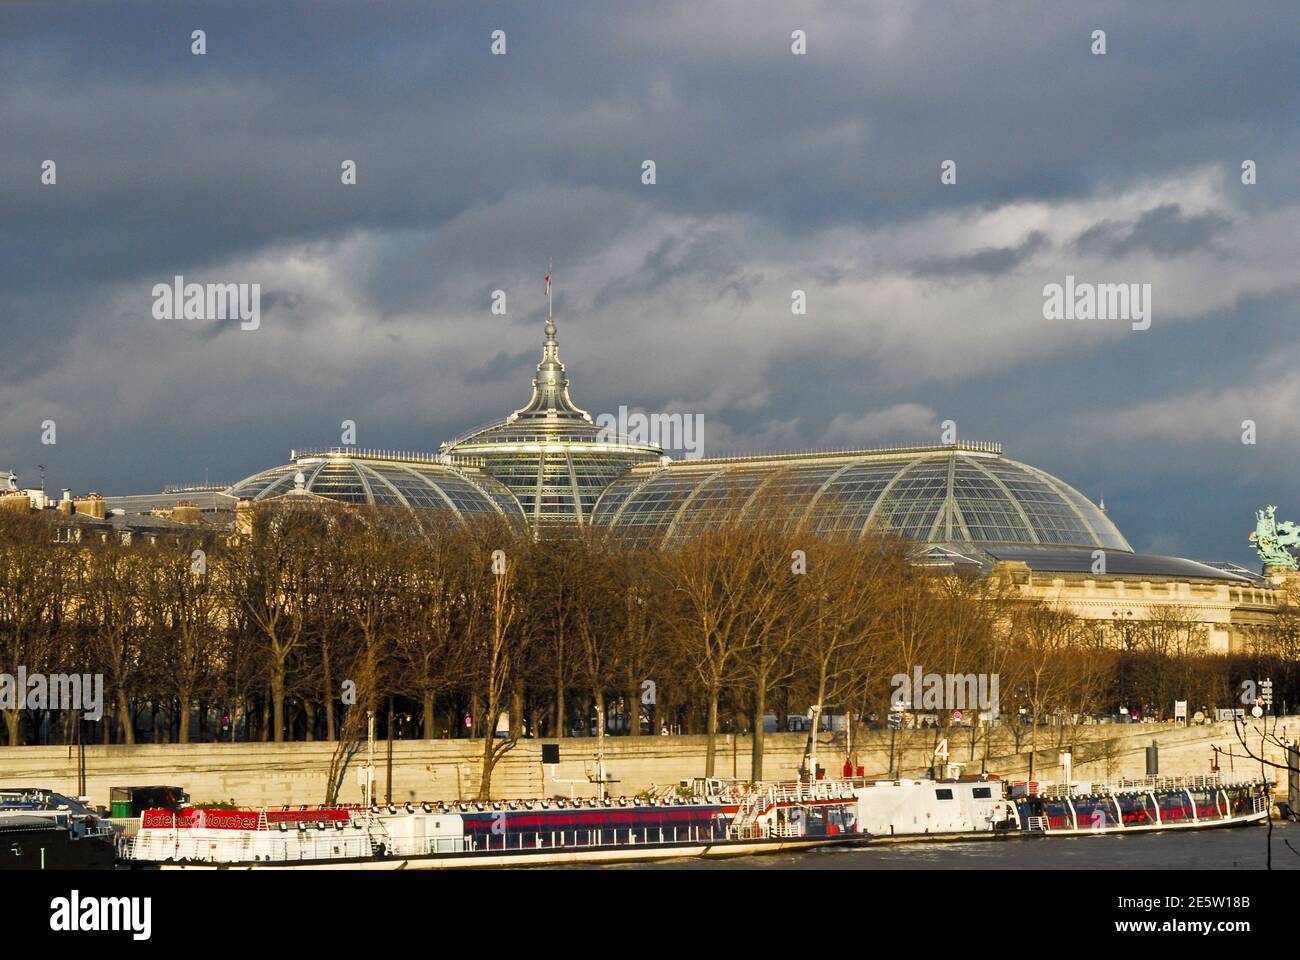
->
(0, 0, 1297, 567)
(1074, 204, 1233, 259)
(463, 349, 535, 385)
(910, 231, 1049, 278)
(592, 227, 761, 311)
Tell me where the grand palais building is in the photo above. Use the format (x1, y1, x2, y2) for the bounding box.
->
(11, 315, 1284, 653)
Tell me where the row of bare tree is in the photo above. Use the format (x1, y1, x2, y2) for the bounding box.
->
(1, 500, 1296, 798)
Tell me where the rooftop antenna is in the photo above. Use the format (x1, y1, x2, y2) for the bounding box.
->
(37, 464, 46, 492)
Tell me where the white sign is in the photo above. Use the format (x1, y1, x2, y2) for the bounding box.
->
(1174, 700, 1187, 719)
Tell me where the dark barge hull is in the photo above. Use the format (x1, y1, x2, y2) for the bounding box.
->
(0, 824, 117, 870)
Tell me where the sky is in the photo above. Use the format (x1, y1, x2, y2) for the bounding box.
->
(1, 1, 1297, 566)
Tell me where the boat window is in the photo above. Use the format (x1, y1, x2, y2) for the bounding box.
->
(1115, 793, 1156, 825)
(1189, 789, 1220, 820)
(935, 789, 954, 800)
(1157, 790, 1195, 822)
(972, 787, 991, 799)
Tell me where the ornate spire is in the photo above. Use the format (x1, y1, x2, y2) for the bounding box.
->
(508, 275, 591, 423)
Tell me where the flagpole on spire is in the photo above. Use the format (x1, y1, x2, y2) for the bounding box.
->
(546, 258, 553, 320)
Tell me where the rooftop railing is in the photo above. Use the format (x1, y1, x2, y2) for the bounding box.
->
(641, 441, 1004, 468)
(288, 447, 485, 468)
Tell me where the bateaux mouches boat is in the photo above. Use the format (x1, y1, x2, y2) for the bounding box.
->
(118, 779, 863, 870)
(117, 772, 1270, 869)
(852, 774, 1270, 841)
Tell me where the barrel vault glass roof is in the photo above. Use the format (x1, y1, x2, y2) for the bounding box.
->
(224, 453, 526, 523)
(590, 445, 1131, 553)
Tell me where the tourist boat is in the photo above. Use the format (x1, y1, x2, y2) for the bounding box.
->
(117, 779, 864, 870)
(115, 772, 1271, 870)
(852, 774, 1270, 841)
(0, 788, 118, 870)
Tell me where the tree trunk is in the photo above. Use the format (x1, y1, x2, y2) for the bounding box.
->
(478, 727, 498, 800)
(116, 690, 135, 745)
(628, 686, 641, 737)
(422, 693, 436, 739)
(751, 682, 766, 781)
(594, 689, 606, 795)
(3, 709, 22, 747)
(510, 685, 525, 740)
(271, 667, 286, 743)
(1028, 707, 1038, 781)
(801, 667, 829, 781)
(704, 691, 719, 777)
(555, 684, 566, 738)
(321, 648, 336, 741)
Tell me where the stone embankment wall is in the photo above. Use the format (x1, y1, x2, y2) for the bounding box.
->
(1, 718, 1293, 807)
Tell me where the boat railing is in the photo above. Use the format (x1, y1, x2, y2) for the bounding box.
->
(119, 830, 473, 864)
(725, 780, 857, 839)
(757, 780, 858, 804)
(105, 816, 142, 837)
(1033, 774, 1262, 797)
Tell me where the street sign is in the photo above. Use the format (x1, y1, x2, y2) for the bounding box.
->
(1174, 700, 1187, 720)
(951, 710, 962, 722)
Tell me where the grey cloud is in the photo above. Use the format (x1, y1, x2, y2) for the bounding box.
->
(592, 227, 761, 310)
(463, 349, 535, 385)
(909, 231, 1049, 279)
(1074, 204, 1233, 259)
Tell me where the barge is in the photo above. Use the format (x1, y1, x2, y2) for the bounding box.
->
(0, 788, 118, 870)
(116, 773, 1270, 869)
(853, 774, 1270, 841)
(118, 780, 863, 870)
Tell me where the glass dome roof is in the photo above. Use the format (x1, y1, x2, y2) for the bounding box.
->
(590, 444, 1130, 553)
(441, 315, 662, 525)
(224, 451, 526, 522)
(219, 301, 1132, 556)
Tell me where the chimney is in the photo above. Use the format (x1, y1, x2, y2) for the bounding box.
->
(0, 492, 31, 514)
(74, 493, 106, 520)
(235, 499, 254, 538)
